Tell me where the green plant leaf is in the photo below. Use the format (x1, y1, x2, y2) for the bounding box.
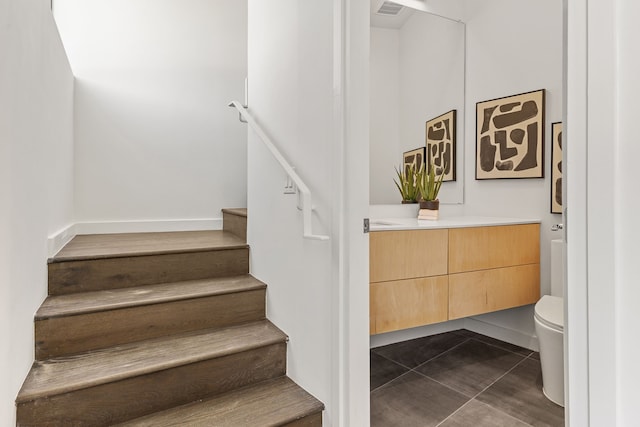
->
(394, 163, 419, 202)
(417, 156, 447, 201)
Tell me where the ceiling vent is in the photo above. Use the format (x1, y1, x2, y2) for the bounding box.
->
(376, 1, 404, 16)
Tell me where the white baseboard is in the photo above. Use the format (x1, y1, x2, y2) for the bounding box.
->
(464, 317, 539, 351)
(74, 218, 223, 235)
(47, 218, 223, 258)
(47, 223, 76, 258)
(369, 317, 539, 351)
(370, 319, 466, 349)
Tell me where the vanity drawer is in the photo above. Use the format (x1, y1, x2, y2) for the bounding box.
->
(370, 229, 448, 283)
(371, 276, 448, 334)
(448, 224, 540, 274)
(448, 264, 540, 319)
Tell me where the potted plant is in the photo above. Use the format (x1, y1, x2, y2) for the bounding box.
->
(417, 161, 445, 219)
(394, 164, 420, 203)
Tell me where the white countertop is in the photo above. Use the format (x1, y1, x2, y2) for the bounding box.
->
(369, 216, 541, 231)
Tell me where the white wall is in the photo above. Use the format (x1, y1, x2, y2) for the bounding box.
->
(0, 0, 75, 422)
(246, 0, 334, 424)
(616, 1, 640, 423)
(53, 0, 247, 228)
(583, 0, 617, 423)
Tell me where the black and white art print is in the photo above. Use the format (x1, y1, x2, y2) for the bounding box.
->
(403, 147, 426, 176)
(551, 122, 563, 214)
(476, 89, 545, 179)
(426, 110, 456, 182)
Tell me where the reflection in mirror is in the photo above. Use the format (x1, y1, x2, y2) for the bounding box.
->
(369, 2, 465, 204)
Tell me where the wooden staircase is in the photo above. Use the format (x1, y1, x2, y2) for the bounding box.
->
(16, 208, 324, 426)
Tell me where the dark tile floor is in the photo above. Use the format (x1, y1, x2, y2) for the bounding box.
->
(370, 329, 564, 427)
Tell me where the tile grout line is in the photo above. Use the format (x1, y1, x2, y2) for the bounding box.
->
(372, 330, 533, 367)
(459, 330, 535, 355)
(410, 338, 472, 371)
(370, 335, 474, 393)
(434, 399, 475, 427)
(468, 336, 535, 358)
(406, 333, 535, 397)
(435, 398, 535, 427)
(369, 369, 417, 394)
(524, 351, 540, 362)
(370, 332, 542, 425)
(472, 355, 530, 401)
(434, 355, 532, 427)
(403, 338, 496, 399)
(409, 335, 532, 391)
(372, 334, 534, 398)
(371, 336, 472, 374)
(370, 350, 418, 372)
(370, 331, 547, 426)
(410, 368, 476, 399)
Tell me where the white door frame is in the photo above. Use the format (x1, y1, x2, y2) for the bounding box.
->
(336, 0, 371, 425)
(565, 0, 618, 425)
(564, 0, 589, 424)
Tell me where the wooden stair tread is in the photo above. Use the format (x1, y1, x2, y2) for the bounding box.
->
(117, 376, 323, 426)
(51, 230, 247, 263)
(221, 208, 247, 218)
(36, 275, 266, 319)
(17, 320, 286, 403)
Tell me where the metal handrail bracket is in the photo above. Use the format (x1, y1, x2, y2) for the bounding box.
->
(228, 100, 329, 241)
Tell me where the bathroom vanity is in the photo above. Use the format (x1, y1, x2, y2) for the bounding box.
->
(369, 217, 540, 335)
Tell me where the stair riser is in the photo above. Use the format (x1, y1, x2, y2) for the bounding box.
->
(16, 343, 286, 426)
(114, 377, 324, 426)
(48, 249, 249, 295)
(222, 212, 247, 241)
(35, 289, 266, 360)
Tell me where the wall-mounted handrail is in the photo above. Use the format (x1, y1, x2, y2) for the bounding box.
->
(228, 100, 329, 241)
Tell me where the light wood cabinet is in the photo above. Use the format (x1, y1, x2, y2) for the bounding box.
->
(448, 224, 540, 273)
(369, 229, 448, 283)
(371, 276, 448, 334)
(370, 223, 540, 335)
(449, 264, 540, 319)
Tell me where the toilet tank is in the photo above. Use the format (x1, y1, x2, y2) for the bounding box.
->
(550, 239, 564, 297)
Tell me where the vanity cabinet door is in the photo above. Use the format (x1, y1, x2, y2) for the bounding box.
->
(371, 276, 448, 334)
(370, 229, 448, 283)
(448, 264, 540, 319)
(448, 224, 540, 274)
(448, 224, 540, 319)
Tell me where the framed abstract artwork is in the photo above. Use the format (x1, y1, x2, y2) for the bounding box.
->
(551, 122, 563, 214)
(403, 147, 426, 176)
(476, 89, 545, 179)
(426, 110, 456, 182)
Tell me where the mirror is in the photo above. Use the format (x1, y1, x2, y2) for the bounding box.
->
(369, 2, 465, 204)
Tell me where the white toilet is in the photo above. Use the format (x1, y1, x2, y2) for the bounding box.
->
(534, 239, 564, 407)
